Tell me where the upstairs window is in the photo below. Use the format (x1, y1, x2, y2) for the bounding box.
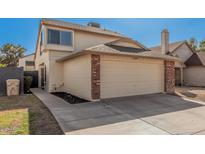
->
(47, 29, 73, 46)
(25, 61, 35, 66)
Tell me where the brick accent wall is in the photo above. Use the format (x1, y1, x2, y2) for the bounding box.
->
(164, 60, 175, 93)
(91, 54, 100, 100)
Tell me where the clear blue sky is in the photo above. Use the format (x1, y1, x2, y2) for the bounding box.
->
(1, 18, 205, 55)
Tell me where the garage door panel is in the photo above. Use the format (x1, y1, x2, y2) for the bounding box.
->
(101, 83, 163, 98)
(101, 58, 164, 99)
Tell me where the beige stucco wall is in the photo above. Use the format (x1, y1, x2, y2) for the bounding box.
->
(175, 61, 185, 68)
(173, 43, 193, 63)
(35, 50, 50, 90)
(48, 51, 71, 92)
(184, 66, 205, 87)
(73, 30, 119, 51)
(100, 55, 164, 99)
(63, 54, 92, 101)
(18, 54, 35, 71)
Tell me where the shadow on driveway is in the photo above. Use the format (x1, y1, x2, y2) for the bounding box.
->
(31, 88, 205, 134)
(102, 93, 204, 119)
(53, 93, 205, 134)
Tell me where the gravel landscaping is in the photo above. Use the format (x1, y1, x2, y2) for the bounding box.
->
(51, 92, 88, 104)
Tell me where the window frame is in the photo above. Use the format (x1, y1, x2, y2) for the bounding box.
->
(25, 61, 35, 66)
(47, 28, 73, 47)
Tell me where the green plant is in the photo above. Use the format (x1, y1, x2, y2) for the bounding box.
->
(24, 76, 33, 93)
(0, 43, 26, 67)
(0, 63, 6, 68)
(199, 40, 205, 52)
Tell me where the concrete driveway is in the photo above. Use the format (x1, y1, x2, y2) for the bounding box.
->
(32, 88, 205, 135)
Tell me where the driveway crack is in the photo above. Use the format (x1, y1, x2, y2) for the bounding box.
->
(139, 118, 173, 135)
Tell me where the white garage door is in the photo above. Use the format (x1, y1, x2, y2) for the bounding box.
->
(101, 55, 164, 99)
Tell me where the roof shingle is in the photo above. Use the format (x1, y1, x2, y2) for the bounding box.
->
(57, 44, 180, 62)
(150, 41, 185, 53)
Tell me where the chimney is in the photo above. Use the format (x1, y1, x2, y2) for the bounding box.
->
(161, 29, 169, 54)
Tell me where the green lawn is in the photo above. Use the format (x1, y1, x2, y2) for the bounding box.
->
(0, 109, 29, 135)
(0, 94, 63, 135)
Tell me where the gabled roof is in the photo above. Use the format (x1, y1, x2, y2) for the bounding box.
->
(105, 38, 150, 51)
(41, 19, 126, 38)
(150, 41, 195, 53)
(56, 43, 180, 62)
(35, 19, 148, 60)
(106, 45, 147, 53)
(185, 52, 205, 66)
(197, 52, 205, 65)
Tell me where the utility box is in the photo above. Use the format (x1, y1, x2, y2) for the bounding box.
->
(6, 79, 20, 96)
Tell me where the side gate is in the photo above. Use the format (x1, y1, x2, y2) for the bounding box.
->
(24, 71, 38, 88)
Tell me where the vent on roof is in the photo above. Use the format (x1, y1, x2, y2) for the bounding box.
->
(87, 22, 101, 28)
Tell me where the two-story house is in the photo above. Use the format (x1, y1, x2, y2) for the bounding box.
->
(34, 19, 178, 101)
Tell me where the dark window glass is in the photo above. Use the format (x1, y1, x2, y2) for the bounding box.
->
(60, 31, 72, 46)
(48, 29, 60, 44)
(25, 61, 35, 66)
(47, 29, 72, 46)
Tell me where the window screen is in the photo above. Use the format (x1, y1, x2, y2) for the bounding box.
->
(47, 29, 72, 46)
(48, 29, 60, 44)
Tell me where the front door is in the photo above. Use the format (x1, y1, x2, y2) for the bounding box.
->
(175, 68, 181, 86)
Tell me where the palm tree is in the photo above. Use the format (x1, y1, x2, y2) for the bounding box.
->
(0, 43, 26, 67)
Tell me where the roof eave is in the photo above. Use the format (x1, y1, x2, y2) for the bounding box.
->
(41, 20, 126, 38)
(34, 21, 43, 60)
(56, 50, 180, 63)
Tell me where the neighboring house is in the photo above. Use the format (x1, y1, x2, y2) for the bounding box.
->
(34, 19, 178, 101)
(18, 53, 35, 71)
(151, 30, 195, 86)
(184, 52, 205, 86)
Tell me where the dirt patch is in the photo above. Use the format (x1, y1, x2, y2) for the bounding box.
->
(0, 94, 63, 135)
(175, 86, 205, 103)
(51, 92, 88, 104)
(180, 92, 197, 98)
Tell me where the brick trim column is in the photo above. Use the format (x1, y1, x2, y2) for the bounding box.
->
(164, 60, 175, 93)
(91, 54, 100, 100)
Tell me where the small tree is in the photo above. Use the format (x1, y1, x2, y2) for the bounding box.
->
(199, 40, 205, 52)
(0, 43, 26, 67)
(187, 37, 198, 52)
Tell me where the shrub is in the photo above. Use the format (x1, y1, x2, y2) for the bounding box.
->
(0, 63, 6, 68)
(24, 76, 33, 93)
